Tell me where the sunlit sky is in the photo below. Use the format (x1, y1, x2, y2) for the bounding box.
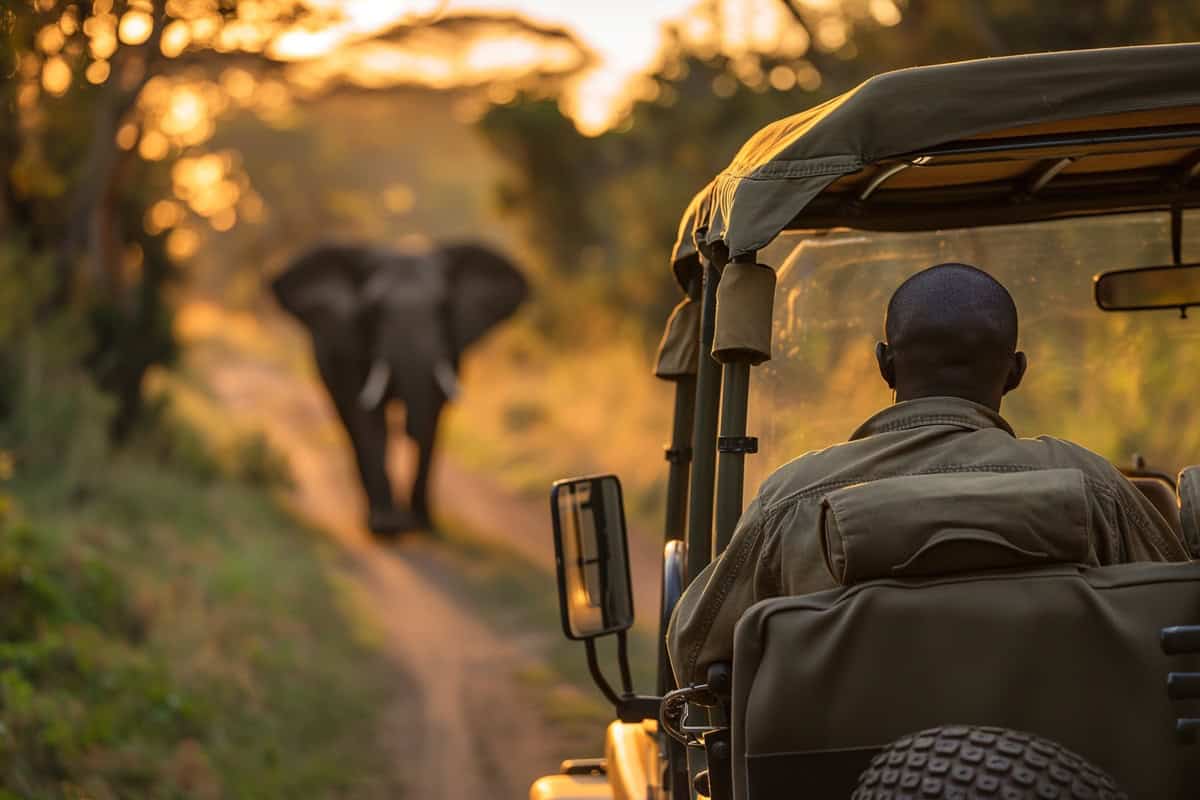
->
(274, 0, 801, 132)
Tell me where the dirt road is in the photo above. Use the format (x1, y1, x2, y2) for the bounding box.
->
(196, 322, 660, 798)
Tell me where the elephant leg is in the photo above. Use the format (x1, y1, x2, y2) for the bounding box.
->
(312, 351, 408, 533)
(344, 404, 394, 518)
(409, 402, 443, 527)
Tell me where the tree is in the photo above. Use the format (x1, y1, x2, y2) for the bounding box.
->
(476, 0, 1200, 340)
(0, 0, 331, 435)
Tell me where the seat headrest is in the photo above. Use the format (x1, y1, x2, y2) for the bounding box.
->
(1129, 476, 1182, 536)
(821, 469, 1092, 585)
(1179, 466, 1200, 558)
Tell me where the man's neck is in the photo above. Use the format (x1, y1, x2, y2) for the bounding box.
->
(894, 387, 1002, 412)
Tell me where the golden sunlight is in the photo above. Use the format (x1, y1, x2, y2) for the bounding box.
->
(166, 226, 201, 260)
(85, 13, 119, 60)
(214, 69, 255, 107)
(138, 130, 170, 161)
(382, 184, 416, 215)
(41, 56, 72, 96)
(170, 151, 247, 228)
(115, 122, 140, 150)
(118, 10, 155, 46)
(161, 20, 192, 57)
(146, 199, 186, 234)
(160, 87, 207, 137)
(869, 0, 902, 26)
(85, 59, 111, 84)
(36, 24, 66, 55)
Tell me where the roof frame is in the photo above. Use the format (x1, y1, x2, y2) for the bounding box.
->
(794, 171, 1200, 234)
(1025, 157, 1077, 196)
(818, 124, 1200, 233)
(900, 122, 1200, 161)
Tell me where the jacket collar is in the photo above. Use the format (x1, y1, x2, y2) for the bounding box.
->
(850, 396, 1016, 441)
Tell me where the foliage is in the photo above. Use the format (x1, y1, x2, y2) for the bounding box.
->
(0, 358, 395, 799)
(0, 0, 323, 439)
(476, 2, 1200, 343)
(0, 225, 387, 797)
(0, 240, 116, 495)
(478, 35, 818, 338)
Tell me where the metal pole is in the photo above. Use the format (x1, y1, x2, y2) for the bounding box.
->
(712, 251, 762, 556)
(658, 375, 694, 698)
(685, 259, 721, 585)
(663, 376, 695, 544)
(713, 361, 750, 556)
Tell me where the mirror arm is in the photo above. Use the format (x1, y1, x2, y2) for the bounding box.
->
(616, 630, 634, 695)
(616, 695, 663, 723)
(584, 638, 663, 722)
(585, 638, 623, 708)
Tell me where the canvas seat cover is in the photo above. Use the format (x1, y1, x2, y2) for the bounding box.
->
(730, 561, 1200, 799)
(820, 470, 1092, 583)
(1179, 466, 1200, 557)
(1131, 475, 1183, 537)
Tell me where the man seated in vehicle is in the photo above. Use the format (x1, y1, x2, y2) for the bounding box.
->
(668, 262, 1190, 687)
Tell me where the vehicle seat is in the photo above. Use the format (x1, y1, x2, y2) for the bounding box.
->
(730, 470, 1200, 799)
(731, 562, 1200, 799)
(1178, 466, 1200, 557)
(1131, 475, 1183, 537)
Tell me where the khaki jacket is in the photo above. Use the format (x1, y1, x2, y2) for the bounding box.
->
(667, 396, 1190, 686)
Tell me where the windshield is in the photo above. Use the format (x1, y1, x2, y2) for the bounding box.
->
(747, 211, 1200, 495)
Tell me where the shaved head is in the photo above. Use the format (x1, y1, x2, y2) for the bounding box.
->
(876, 263, 1026, 410)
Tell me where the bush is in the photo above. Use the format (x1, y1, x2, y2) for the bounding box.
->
(0, 241, 114, 500)
(0, 243, 393, 798)
(128, 391, 293, 490)
(222, 430, 294, 490)
(0, 509, 202, 798)
(0, 411, 396, 798)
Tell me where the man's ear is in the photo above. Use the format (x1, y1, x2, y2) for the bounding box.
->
(875, 341, 895, 389)
(1003, 350, 1028, 394)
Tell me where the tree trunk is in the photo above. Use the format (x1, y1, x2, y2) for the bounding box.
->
(54, 2, 165, 306)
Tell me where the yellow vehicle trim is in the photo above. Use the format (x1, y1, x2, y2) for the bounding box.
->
(605, 720, 660, 800)
(528, 773, 611, 800)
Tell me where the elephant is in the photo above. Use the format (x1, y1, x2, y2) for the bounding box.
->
(271, 241, 528, 535)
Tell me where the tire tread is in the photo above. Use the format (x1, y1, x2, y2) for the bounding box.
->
(852, 725, 1127, 799)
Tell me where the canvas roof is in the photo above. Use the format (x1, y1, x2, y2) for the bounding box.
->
(671, 43, 1200, 290)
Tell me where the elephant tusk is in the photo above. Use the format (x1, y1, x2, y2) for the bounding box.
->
(358, 359, 391, 410)
(434, 359, 460, 401)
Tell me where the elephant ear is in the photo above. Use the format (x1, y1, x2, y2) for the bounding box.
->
(442, 243, 529, 355)
(270, 243, 373, 328)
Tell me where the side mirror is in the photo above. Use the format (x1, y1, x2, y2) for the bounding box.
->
(1094, 263, 1200, 314)
(550, 474, 634, 640)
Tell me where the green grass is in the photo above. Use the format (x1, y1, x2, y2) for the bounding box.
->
(0, 412, 402, 799)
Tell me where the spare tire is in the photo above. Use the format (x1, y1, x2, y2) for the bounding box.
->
(852, 725, 1126, 799)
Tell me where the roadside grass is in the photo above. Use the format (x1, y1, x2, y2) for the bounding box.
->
(431, 514, 658, 754)
(0, 385, 402, 798)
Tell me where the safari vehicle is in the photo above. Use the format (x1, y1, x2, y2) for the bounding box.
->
(531, 44, 1200, 799)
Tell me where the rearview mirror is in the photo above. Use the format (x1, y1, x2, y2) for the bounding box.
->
(1094, 263, 1200, 313)
(550, 475, 634, 640)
